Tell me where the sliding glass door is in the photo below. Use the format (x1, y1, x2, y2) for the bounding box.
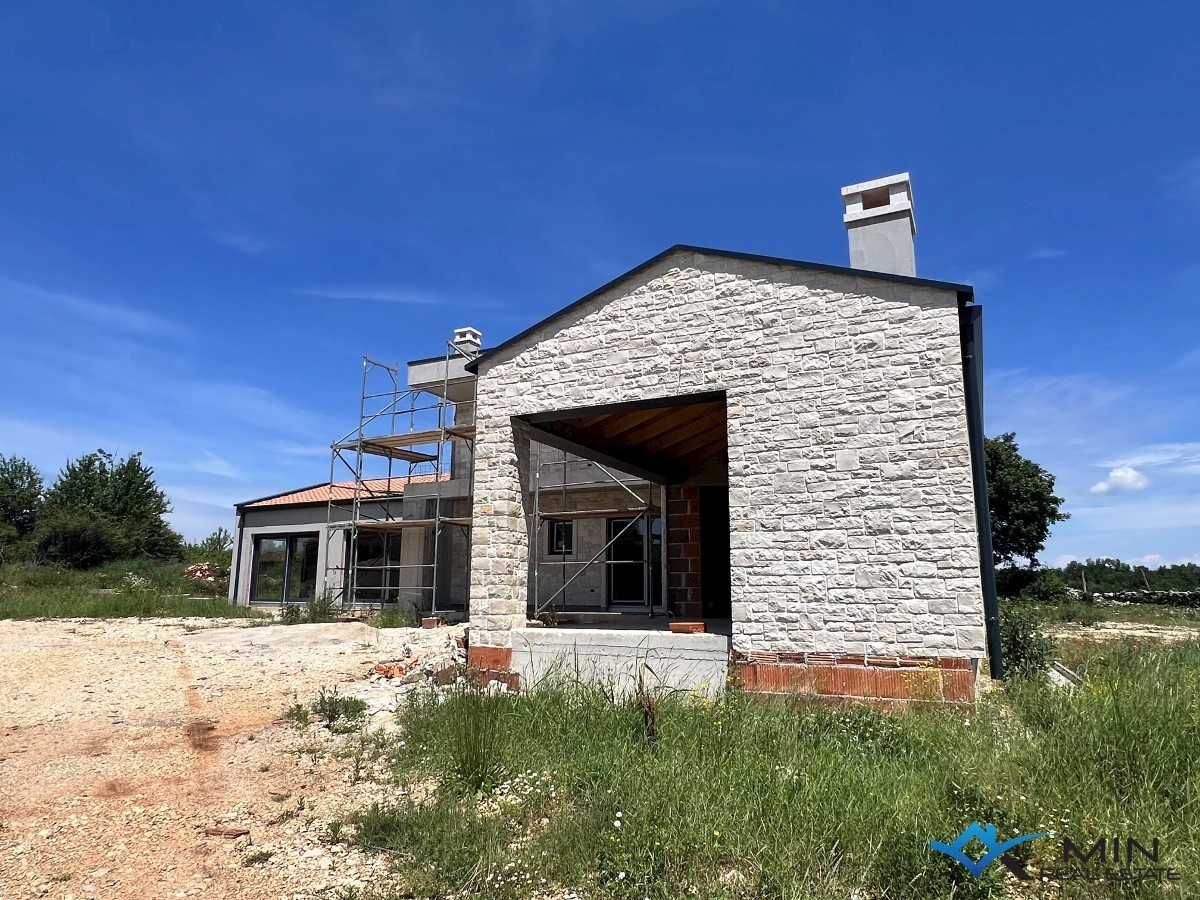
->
(251, 534, 319, 603)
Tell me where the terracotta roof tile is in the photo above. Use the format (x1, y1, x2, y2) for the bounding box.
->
(240, 474, 446, 509)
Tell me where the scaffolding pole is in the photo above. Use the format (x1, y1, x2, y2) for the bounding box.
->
(530, 448, 665, 619)
(324, 335, 477, 612)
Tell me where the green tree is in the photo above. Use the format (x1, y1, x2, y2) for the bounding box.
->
(984, 432, 1068, 567)
(0, 454, 44, 540)
(37, 450, 182, 567)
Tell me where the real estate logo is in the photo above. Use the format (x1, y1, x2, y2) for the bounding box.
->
(930, 822, 1045, 879)
(931, 824, 1182, 884)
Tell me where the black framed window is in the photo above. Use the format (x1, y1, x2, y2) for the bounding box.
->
(547, 520, 574, 556)
(252, 533, 319, 602)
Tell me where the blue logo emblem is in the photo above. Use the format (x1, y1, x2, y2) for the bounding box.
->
(930, 822, 1047, 879)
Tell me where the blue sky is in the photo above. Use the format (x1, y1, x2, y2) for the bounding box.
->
(1, 2, 1197, 566)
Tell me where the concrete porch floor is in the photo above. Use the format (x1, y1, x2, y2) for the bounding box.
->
(532, 611, 733, 637)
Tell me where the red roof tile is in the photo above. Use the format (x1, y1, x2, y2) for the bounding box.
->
(239, 474, 446, 509)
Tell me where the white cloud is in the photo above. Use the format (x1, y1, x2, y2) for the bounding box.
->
(1130, 554, 1164, 568)
(1029, 248, 1068, 260)
(1104, 443, 1200, 470)
(1089, 465, 1150, 495)
(290, 286, 444, 304)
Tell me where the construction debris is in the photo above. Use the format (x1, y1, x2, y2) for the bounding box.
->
(368, 631, 466, 688)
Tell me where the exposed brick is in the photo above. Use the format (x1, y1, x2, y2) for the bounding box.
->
(467, 645, 513, 673)
(736, 655, 975, 706)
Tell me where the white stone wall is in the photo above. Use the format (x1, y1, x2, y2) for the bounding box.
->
(469, 250, 985, 658)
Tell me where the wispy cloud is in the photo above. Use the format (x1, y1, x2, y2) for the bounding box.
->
(0, 278, 182, 337)
(1070, 498, 1200, 532)
(267, 440, 332, 459)
(1089, 465, 1150, 495)
(1029, 248, 1068, 260)
(211, 231, 274, 255)
(1103, 443, 1200, 471)
(187, 450, 244, 480)
(290, 286, 445, 304)
(1165, 156, 1200, 208)
(961, 268, 1001, 291)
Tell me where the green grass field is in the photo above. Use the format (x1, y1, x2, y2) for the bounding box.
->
(0, 561, 267, 620)
(340, 637, 1200, 900)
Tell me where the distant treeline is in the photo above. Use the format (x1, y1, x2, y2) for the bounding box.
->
(998, 557, 1200, 598)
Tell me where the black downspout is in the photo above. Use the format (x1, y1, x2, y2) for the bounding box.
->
(230, 509, 245, 605)
(959, 301, 1005, 680)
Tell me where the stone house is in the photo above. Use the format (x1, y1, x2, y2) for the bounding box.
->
(230, 174, 1000, 703)
(464, 174, 999, 702)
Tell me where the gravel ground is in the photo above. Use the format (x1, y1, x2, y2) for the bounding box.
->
(0, 617, 462, 900)
(1049, 620, 1200, 643)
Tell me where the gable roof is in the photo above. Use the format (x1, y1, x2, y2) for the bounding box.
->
(237, 474, 446, 510)
(466, 244, 974, 372)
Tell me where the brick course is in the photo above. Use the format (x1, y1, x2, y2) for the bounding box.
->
(667, 484, 702, 617)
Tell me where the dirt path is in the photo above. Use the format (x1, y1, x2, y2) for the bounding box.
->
(0, 618, 460, 900)
(1049, 620, 1200, 643)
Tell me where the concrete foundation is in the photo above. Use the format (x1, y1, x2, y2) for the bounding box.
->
(508, 627, 730, 699)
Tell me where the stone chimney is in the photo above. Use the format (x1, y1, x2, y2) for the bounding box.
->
(841, 173, 916, 276)
(452, 326, 482, 357)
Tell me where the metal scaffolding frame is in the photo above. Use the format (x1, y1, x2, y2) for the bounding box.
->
(324, 337, 477, 613)
(530, 441, 667, 619)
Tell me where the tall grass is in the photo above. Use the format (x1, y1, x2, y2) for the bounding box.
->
(0, 561, 267, 620)
(353, 641, 1200, 899)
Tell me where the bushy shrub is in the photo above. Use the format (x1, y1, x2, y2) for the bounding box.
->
(994, 565, 1038, 599)
(1019, 570, 1071, 605)
(311, 686, 368, 732)
(366, 604, 421, 629)
(1000, 600, 1053, 679)
(34, 512, 125, 569)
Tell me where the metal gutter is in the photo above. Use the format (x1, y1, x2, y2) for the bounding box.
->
(959, 299, 1004, 680)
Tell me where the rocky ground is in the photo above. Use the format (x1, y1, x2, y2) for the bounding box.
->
(0, 617, 463, 900)
(1048, 620, 1200, 643)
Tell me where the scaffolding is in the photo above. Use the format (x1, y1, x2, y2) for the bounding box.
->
(530, 441, 667, 619)
(325, 337, 477, 613)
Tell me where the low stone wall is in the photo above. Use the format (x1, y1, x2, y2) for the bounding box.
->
(1092, 590, 1200, 608)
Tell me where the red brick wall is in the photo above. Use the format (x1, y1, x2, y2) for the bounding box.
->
(666, 485, 702, 618)
(735, 652, 977, 706)
(466, 645, 520, 690)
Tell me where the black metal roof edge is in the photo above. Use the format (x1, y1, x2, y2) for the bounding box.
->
(465, 244, 975, 372)
(407, 349, 496, 366)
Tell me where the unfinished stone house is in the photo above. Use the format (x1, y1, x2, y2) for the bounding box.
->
(231, 174, 1000, 703)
